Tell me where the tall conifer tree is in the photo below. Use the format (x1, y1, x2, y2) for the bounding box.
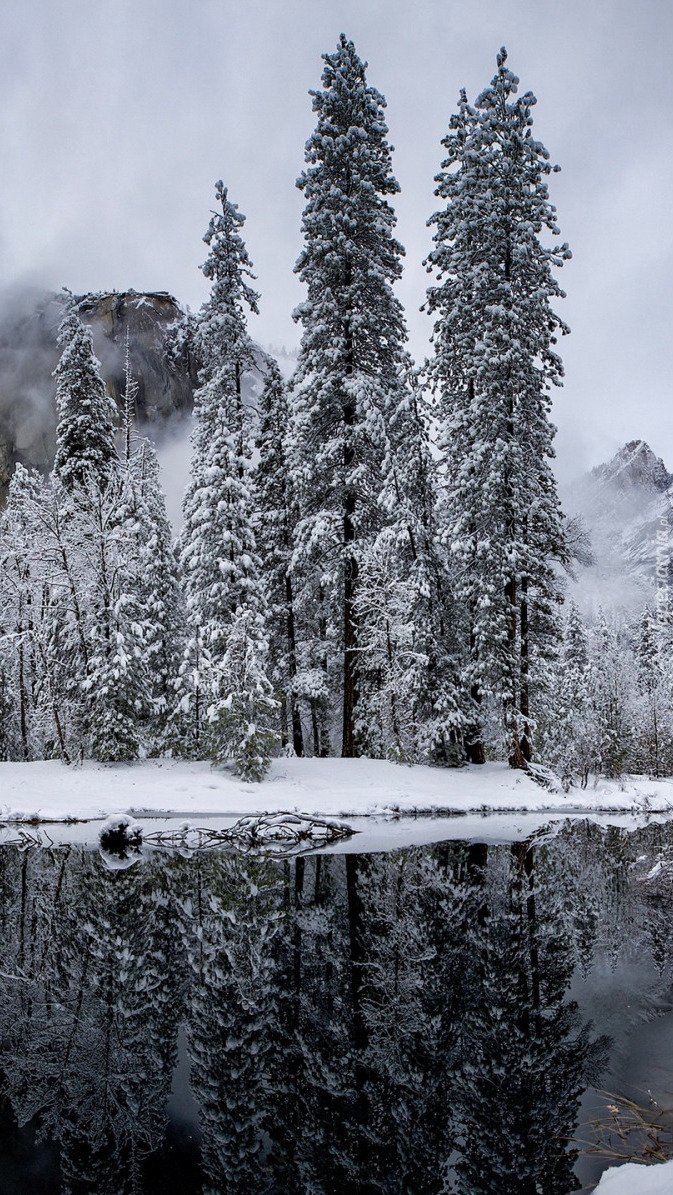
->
(53, 297, 117, 491)
(426, 48, 570, 767)
(253, 360, 304, 756)
(355, 379, 464, 762)
(177, 182, 276, 779)
(290, 34, 417, 757)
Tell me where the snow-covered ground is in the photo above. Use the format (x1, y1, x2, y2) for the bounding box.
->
(595, 1159, 673, 1193)
(1, 757, 673, 827)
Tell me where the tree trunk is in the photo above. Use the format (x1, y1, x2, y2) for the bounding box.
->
(506, 576, 526, 769)
(342, 528, 358, 755)
(465, 448, 486, 764)
(279, 692, 289, 750)
(310, 698, 320, 757)
(519, 576, 532, 762)
(18, 627, 29, 762)
(466, 623, 486, 764)
(385, 616, 402, 752)
(342, 268, 358, 758)
(284, 571, 304, 756)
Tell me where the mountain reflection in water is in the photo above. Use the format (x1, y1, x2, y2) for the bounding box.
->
(1, 820, 672, 1194)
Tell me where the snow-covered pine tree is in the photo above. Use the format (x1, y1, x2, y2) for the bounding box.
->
(125, 438, 183, 747)
(177, 182, 276, 780)
(290, 34, 417, 757)
(0, 465, 48, 760)
(77, 473, 150, 761)
(426, 47, 571, 768)
(540, 601, 594, 786)
(116, 343, 183, 747)
(585, 611, 634, 778)
(53, 296, 118, 491)
(49, 303, 152, 761)
(629, 606, 673, 777)
(355, 377, 464, 762)
(253, 359, 304, 755)
(0, 463, 91, 762)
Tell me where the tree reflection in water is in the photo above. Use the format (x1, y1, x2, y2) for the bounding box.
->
(1, 819, 672, 1194)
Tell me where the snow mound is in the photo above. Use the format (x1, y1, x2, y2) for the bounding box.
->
(98, 814, 143, 870)
(594, 1159, 673, 1194)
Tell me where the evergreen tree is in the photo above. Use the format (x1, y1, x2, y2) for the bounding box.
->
(253, 360, 304, 755)
(77, 473, 150, 761)
(177, 182, 276, 779)
(116, 343, 184, 753)
(585, 611, 634, 778)
(426, 47, 570, 767)
(0, 465, 81, 762)
(541, 602, 594, 786)
(355, 379, 464, 762)
(53, 297, 118, 491)
(290, 34, 414, 758)
(629, 607, 673, 776)
(0, 466, 46, 760)
(30, 297, 154, 762)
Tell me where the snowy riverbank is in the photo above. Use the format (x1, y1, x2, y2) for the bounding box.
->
(595, 1159, 673, 1193)
(2, 756, 673, 826)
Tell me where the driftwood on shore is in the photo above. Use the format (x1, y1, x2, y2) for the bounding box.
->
(94, 810, 356, 867)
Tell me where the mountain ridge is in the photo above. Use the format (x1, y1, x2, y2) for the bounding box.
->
(567, 439, 673, 617)
(590, 438, 673, 494)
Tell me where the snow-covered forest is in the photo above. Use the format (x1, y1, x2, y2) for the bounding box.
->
(1, 37, 671, 783)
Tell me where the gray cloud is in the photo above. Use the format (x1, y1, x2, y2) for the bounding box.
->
(1, 0, 671, 479)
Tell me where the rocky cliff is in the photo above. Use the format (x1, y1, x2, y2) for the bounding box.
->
(0, 287, 198, 496)
(590, 439, 673, 494)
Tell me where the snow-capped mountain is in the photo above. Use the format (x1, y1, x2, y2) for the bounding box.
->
(590, 439, 673, 495)
(565, 440, 673, 617)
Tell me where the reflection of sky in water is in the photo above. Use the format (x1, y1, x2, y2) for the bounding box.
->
(1, 821, 673, 1193)
(167, 1025, 202, 1137)
(574, 956, 673, 1190)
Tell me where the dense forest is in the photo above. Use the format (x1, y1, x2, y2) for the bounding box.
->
(1, 37, 671, 782)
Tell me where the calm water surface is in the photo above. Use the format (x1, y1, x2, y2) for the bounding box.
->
(1, 819, 673, 1194)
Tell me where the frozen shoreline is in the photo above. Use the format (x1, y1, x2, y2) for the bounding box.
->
(594, 1159, 673, 1193)
(2, 756, 673, 826)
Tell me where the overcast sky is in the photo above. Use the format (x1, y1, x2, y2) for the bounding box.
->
(1, 0, 672, 479)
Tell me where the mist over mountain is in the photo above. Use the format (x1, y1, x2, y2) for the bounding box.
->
(0, 287, 278, 514)
(0, 286, 197, 496)
(1, 289, 671, 624)
(565, 439, 673, 618)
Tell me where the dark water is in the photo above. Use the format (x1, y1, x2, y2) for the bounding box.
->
(1, 820, 673, 1194)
